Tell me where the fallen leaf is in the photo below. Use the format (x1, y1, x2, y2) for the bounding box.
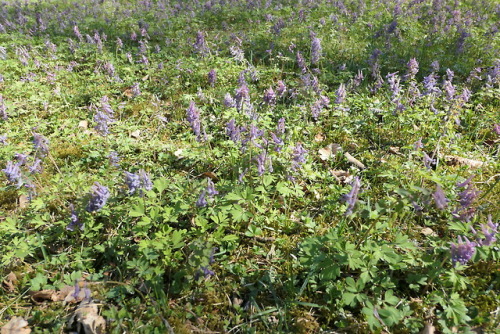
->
(444, 155, 484, 169)
(318, 144, 342, 161)
(18, 195, 29, 209)
(344, 152, 366, 169)
(314, 133, 324, 142)
(389, 146, 403, 156)
(173, 149, 184, 159)
(130, 130, 141, 139)
(78, 120, 88, 129)
(329, 170, 353, 184)
(201, 172, 218, 181)
(420, 227, 437, 237)
(123, 88, 133, 98)
(1, 317, 31, 334)
(68, 302, 106, 334)
(2, 272, 18, 293)
(29, 290, 56, 303)
(142, 74, 149, 81)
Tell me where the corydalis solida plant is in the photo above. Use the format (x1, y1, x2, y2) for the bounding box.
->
(86, 182, 110, 212)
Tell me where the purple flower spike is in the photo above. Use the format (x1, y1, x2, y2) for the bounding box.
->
(206, 179, 218, 196)
(341, 176, 361, 216)
(291, 143, 308, 171)
(208, 69, 216, 86)
(0, 95, 7, 120)
(493, 124, 500, 136)
(2, 161, 23, 188)
(186, 101, 201, 140)
(33, 133, 49, 158)
(263, 87, 276, 105)
(335, 83, 347, 104)
(67, 204, 83, 231)
(86, 182, 110, 212)
(432, 185, 449, 210)
(94, 96, 114, 136)
(196, 190, 208, 207)
(310, 36, 322, 65)
(450, 236, 476, 266)
(478, 215, 498, 246)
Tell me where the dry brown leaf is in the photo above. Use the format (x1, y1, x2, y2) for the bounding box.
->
(173, 149, 184, 159)
(318, 144, 342, 161)
(389, 146, 403, 156)
(142, 74, 149, 81)
(420, 227, 437, 237)
(2, 272, 18, 293)
(123, 89, 133, 98)
(201, 172, 218, 181)
(69, 302, 106, 334)
(18, 195, 29, 209)
(329, 170, 353, 184)
(78, 120, 88, 129)
(29, 290, 57, 303)
(130, 130, 141, 139)
(1, 317, 31, 334)
(344, 152, 366, 169)
(314, 133, 324, 142)
(444, 155, 484, 169)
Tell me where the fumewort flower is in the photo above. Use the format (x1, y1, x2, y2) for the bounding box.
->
(432, 185, 449, 210)
(291, 143, 308, 171)
(263, 87, 276, 105)
(186, 101, 201, 140)
(94, 96, 114, 136)
(86, 182, 110, 212)
(196, 178, 219, 207)
(341, 176, 361, 216)
(124, 169, 153, 195)
(335, 83, 347, 104)
(453, 176, 480, 222)
(208, 69, 216, 86)
(471, 215, 498, 246)
(0, 94, 7, 120)
(66, 204, 83, 231)
(310, 36, 322, 65)
(405, 58, 419, 80)
(33, 133, 49, 158)
(450, 236, 476, 266)
(2, 161, 23, 188)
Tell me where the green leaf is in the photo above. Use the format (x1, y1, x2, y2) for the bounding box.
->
(129, 202, 145, 217)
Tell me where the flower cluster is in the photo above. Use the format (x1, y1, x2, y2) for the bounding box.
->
(341, 176, 361, 216)
(124, 169, 153, 195)
(86, 182, 110, 212)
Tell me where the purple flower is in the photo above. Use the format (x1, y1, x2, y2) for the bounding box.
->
(206, 179, 219, 197)
(353, 70, 364, 87)
(193, 31, 208, 56)
(263, 87, 276, 105)
(196, 190, 208, 207)
(443, 80, 455, 100)
(255, 151, 268, 176)
(66, 204, 83, 231)
(310, 36, 322, 65)
(124, 172, 141, 194)
(131, 82, 141, 97)
(186, 101, 201, 140)
(423, 73, 440, 95)
(28, 158, 43, 174)
(414, 138, 424, 150)
(234, 84, 250, 111)
(494, 124, 500, 136)
(270, 132, 283, 152)
(341, 176, 361, 216)
(108, 151, 120, 167)
(386, 72, 401, 98)
(277, 117, 286, 135)
(2, 161, 23, 188)
(423, 152, 435, 169)
(86, 182, 110, 212)
(335, 83, 347, 104)
(208, 69, 216, 86)
(296, 51, 307, 73)
(223, 93, 236, 108)
(0, 135, 7, 145)
(33, 133, 49, 158)
(405, 58, 419, 80)
(450, 236, 476, 266)
(125, 169, 153, 195)
(276, 80, 287, 97)
(291, 143, 308, 171)
(0, 95, 7, 120)
(94, 96, 114, 136)
(453, 177, 480, 222)
(226, 119, 241, 143)
(432, 185, 449, 210)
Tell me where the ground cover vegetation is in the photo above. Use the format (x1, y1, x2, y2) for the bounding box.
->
(0, 0, 499, 332)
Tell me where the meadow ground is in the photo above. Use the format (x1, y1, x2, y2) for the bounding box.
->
(0, 0, 499, 333)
